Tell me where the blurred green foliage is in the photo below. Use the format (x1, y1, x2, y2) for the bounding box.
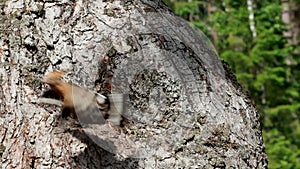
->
(163, 0, 300, 168)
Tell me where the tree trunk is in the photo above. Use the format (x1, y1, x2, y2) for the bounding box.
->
(281, 0, 299, 45)
(247, 0, 257, 38)
(0, 0, 267, 168)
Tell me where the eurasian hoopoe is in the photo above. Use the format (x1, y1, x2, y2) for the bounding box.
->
(41, 71, 123, 126)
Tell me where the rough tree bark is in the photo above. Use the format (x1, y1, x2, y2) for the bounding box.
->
(0, 0, 267, 168)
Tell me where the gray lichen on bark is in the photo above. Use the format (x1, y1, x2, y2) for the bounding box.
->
(0, 0, 267, 168)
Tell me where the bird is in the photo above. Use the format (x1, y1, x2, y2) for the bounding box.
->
(40, 71, 123, 126)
